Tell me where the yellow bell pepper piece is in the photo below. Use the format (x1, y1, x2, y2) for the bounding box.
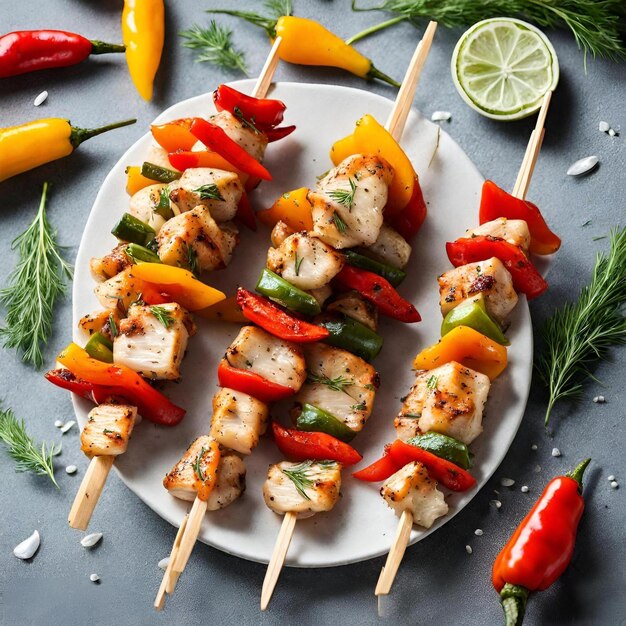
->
(329, 132, 358, 166)
(413, 325, 508, 380)
(125, 165, 154, 195)
(122, 0, 165, 100)
(195, 295, 247, 323)
(130, 263, 226, 311)
(275, 17, 399, 87)
(257, 187, 314, 232)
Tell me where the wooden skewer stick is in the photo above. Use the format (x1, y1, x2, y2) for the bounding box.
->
(154, 513, 189, 610)
(260, 511, 297, 611)
(252, 36, 283, 98)
(259, 24, 438, 612)
(170, 496, 209, 582)
(512, 91, 553, 199)
(68, 455, 115, 530)
(375, 509, 413, 596)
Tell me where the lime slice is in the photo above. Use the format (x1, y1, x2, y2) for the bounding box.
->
(451, 18, 559, 121)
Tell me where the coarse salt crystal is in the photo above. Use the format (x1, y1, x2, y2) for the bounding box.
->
(13, 530, 40, 560)
(597, 395, 606, 403)
(552, 448, 561, 457)
(465, 545, 473, 554)
(474, 529, 483, 536)
(54, 419, 64, 428)
(608, 128, 616, 137)
(534, 465, 541, 473)
(608, 475, 616, 481)
(90, 573, 100, 583)
(490, 499, 502, 509)
(60, 420, 76, 434)
(33, 91, 48, 107)
(500, 478, 515, 487)
(431, 111, 452, 122)
(599, 121, 610, 132)
(531, 444, 538, 451)
(567, 155, 599, 176)
(610, 481, 619, 489)
(158, 557, 170, 570)
(65, 465, 77, 474)
(81, 533, 103, 548)
(521, 486, 529, 493)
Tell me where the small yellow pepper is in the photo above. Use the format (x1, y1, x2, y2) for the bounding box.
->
(257, 187, 314, 232)
(0, 117, 136, 183)
(125, 165, 154, 195)
(413, 325, 508, 380)
(122, 0, 165, 100)
(275, 16, 399, 87)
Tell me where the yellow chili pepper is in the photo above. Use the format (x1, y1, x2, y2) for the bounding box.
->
(257, 187, 314, 232)
(275, 16, 399, 87)
(413, 325, 508, 380)
(125, 165, 154, 195)
(0, 117, 136, 183)
(122, 0, 165, 101)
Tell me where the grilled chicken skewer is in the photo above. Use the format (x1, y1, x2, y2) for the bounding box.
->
(375, 91, 554, 597)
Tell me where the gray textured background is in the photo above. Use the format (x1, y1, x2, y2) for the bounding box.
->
(1, 2, 625, 625)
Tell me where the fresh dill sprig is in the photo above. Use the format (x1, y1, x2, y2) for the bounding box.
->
(194, 446, 207, 482)
(328, 178, 357, 210)
(427, 375, 439, 390)
(307, 371, 353, 393)
(294, 252, 303, 276)
(207, 0, 293, 38)
(332, 211, 348, 234)
(537, 227, 626, 425)
(281, 460, 314, 500)
(0, 406, 60, 487)
(186, 244, 200, 277)
(0, 183, 72, 369)
(179, 21, 248, 73)
(233, 106, 260, 134)
(108, 313, 118, 339)
(350, 0, 626, 62)
(193, 183, 224, 201)
(150, 306, 175, 329)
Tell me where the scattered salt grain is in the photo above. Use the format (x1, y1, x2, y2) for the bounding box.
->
(65, 465, 77, 475)
(534, 465, 541, 473)
(500, 478, 515, 487)
(13, 530, 40, 560)
(551, 448, 561, 457)
(599, 121, 610, 132)
(474, 529, 483, 536)
(81, 533, 103, 548)
(465, 545, 473, 554)
(608, 128, 616, 137)
(567, 155, 599, 176)
(90, 573, 100, 583)
(158, 557, 170, 570)
(60, 420, 76, 434)
(610, 481, 619, 489)
(54, 419, 64, 428)
(607, 475, 615, 482)
(431, 111, 451, 122)
(33, 90, 48, 107)
(521, 485, 529, 493)
(490, 499, 502, 509)
(593, 395, 606, 403)
(531, 444, 538, 451)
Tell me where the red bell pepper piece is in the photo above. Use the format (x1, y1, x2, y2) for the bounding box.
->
(236, 288, 329, 343)
(446, 236, 548, 300)
(213, 84, 286, 129)
(189, 118, 272, 181)
(264, 125, 296, 142)
(334, 265, 421, 323)
(387, 176, 427, 240)
(480, 180, 561, 256)
(45, 369, 120, 404)
(272, 422, 362, 466)
(217, 360, 294, 403)
(388, 439, 476, 491)
(352, 445, 397, 481)
(235, 191, 257, 231)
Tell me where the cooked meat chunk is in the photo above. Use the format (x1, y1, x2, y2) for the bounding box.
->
(93, 266, 143, 313)
(90, 244, 133, 282)
(365, 224, 412, 269)
(206, 452, 246, 511)
(466, 218, 530, 252)
(80, 402, 136, 457)
(325, 291, 378, 332)
(210, 110, 268, 162)
(128, 184, 169, 234)
(270, 220, 295, 247)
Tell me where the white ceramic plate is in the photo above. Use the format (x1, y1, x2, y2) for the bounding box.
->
(72, 80, 532, 567)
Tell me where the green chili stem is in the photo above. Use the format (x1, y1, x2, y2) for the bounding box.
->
(90, 40, 126, 55)
(345, 16, 407, 45)
(500, 583, 528, 626)
(366, 64, 401, 88)
(70, 119, 137, 148)
(566, 458, 591, 491)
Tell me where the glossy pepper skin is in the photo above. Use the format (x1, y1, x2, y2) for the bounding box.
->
(343, 249, 406, 287)
(0, 117, 136, 183)
(316, 313, 383, 362)
(0, 30, 125, 78)
(122, 0, 164, 100)
(296, 403, 356, 443)
(492, 459, 591, 626)
(275, 16, 399, 87)
(151, 118, 196, 153)
(388, 176, 428, 240)
(213, 84, 286, 128)
(256, 268, 321, 316)
(217, 361, 295, 403)
(441, 294, 510, 346)
(257, 187, 314, 232)
(480, 180, 561, 255)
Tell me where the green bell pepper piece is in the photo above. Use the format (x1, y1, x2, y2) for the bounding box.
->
(343, 250, 406, 287)
(317, 314, 383, 362)
(84, 332, 114, 364)
(407, 432, 472, 469)
(296, 403, 356, 442)
(255, 268, 321, 316)
(141, 161, 182, 184)
(125, 243, 162, 264)
(111, 213, 156, 246)
(441, 294, 510, 345)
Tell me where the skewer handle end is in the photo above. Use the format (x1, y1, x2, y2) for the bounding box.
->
(68, 455, 115, 531)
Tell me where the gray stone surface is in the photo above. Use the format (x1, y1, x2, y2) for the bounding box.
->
(1, 2, 624, 625)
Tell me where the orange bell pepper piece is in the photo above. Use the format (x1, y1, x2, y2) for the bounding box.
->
(125, 165, 154, 195)
(130, 263, 225, 311)
(257, 187, 314, 232)
(151, 118, 197, 152)
(413, 325, 508, 380)
(330, 132, 358, 165)
(195, 295, 247, 323)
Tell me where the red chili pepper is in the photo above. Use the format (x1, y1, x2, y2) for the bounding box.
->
(334, 265, 420, 323)
(0, 30, 125, 78)
(387, 177, 427, 240)
(446, 236, 548, 300)
(189, 117, 272, 181)
(352, 445, 396, 481)
(237, 288, 329, 343)
(492, 459, 590, 626)
(272, 422, 362, 466)
(480, 180, 561, 256)
(264, 125, 297, 143)
(235, 191, 257, 231)
(213, 84, 286, 129)
(217, 360, 294, 403)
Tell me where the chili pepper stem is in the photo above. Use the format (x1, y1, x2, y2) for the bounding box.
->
(367, 64, 401, 88)
(89, 40, 126, 55)
(345, 16, 408, 45)
(566, 458, 592, 491)
(70, 119, 137, 148)
(500, 583, 528, 626)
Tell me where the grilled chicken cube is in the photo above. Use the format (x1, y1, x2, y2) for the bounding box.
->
(438, 256, 518, 324)
(206, 451, 246, 511)
(394, 362, 490, 445)
(94, 266, 143, 312)
(295, 343, 378, 433)
(308, 284, 333, 307)
(210, 387, 269, 455)
(223, 326, 306, 392)
(381, 461, 448, 529)
(466, 218, 531, 252)
(156, 206, 239, 272)
(266, 231, 345, 290)
(325, 291, 378, 332)
(78, 309, 120, 339)
(146, 143, 175, 169)
(365, 224, 412, 269)
(210, 110, 268, 162)
(270, 220, 295, 247)
(263, 460, 342, 519)
(128, 184, 169, 234)
(113, 302, 190, 380)
(80, 402, 136, 457)
(168, 167, 243, 221)
(310, 154, 393, 249)
(90, 244, 132, 282)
